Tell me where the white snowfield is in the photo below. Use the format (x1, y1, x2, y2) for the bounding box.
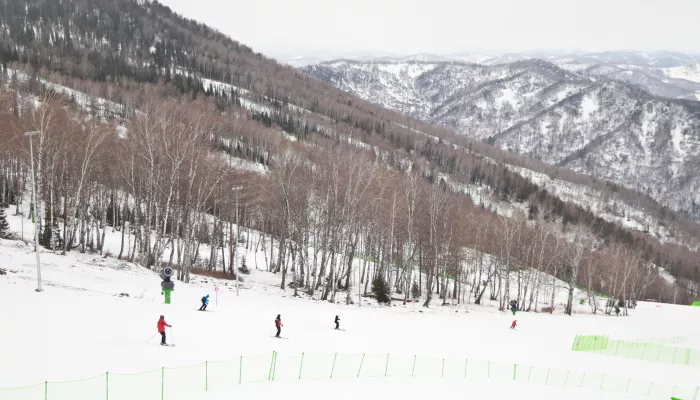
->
(664, 62, 700, 84)
(1, 210, 699, 399)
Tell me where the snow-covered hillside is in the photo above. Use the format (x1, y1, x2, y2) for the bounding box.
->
(664, 62, 700, 84)
(505, 166, 679, 244)
(1, 206, 700, 400)
(584, 64, 700, 100)
(303, 60, 700, 223)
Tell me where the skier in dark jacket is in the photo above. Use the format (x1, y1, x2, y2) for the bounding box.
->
(199, 294, 210, 311)
(510, 300, 518, 316)
(275, 314, 283, 337)
(334, 315, 340, 330)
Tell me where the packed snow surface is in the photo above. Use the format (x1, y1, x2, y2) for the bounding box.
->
(1, 207, 699, 399)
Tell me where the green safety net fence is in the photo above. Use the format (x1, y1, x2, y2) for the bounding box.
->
(572, 335, 699, 367)
(1, 352, 698, 400)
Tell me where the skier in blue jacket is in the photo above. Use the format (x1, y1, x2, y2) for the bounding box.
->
(199, 295, 210, 311)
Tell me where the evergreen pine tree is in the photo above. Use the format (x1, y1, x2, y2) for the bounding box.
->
(238, 256, 250, 275)
(0, 206, 11, 239)
(372, 275, 391, 304)
(411, 281, 420, 300)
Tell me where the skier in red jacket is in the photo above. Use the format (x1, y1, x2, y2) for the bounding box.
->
(157, 315, 172, 346)
(275, 314, 283, 338)
(510, 320, 517, 330)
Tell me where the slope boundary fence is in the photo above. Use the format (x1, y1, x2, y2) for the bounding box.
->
(0, 351, 698, 400)
(572, 335, 699, 367)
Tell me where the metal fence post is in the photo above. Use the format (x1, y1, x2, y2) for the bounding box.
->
(487, 361, 490, 379)
(357, 354, 364, 378)
(44, 381, 47, 400)
(268, 352, 277, 381)
(463, 359, 468, 378)
(411, 355, 416, 377)
(385, 354, 389, 377)
(106, 372, 109, 400)
(299, 353, 305, 380)
(330, 353, 337, 379)
(441, 359, 444, 378)
(271, 354, 277, 381)
(513, 364, 517, 380)
(161, 367, 164, 400)
(239, 357, 243, 384)
(672, 346, 679, 363)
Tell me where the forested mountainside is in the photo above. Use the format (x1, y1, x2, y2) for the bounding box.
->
(303, 60, 700, 226)
(0, 0, 698, 307)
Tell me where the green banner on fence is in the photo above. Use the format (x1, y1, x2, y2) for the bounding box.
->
(572, 335, 696, 368)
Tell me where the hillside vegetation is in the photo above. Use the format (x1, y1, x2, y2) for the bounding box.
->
(0, 0, 698, 307)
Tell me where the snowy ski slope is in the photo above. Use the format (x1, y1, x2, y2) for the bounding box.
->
(1, 205, 699, 400)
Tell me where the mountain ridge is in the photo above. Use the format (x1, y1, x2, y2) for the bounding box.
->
(302, 59, 700, 223)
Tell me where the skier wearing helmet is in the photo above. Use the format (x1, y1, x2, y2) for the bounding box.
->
(157, 315, 172, 346)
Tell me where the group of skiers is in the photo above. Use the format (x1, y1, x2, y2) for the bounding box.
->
(154, 295, 342, 345)
(273, 314, 340, 338)
(156, 313, 339, 344)
(155, 293, 528, 346)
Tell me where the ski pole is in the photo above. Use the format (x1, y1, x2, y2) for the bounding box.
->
(146, 333, 158, 343)
(170, 327, 175, 345)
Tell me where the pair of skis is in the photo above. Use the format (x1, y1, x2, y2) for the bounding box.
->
(147, 329, 176, 346)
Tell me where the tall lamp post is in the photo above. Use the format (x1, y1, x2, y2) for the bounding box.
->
(25, 130, 42, 292)
(233, 187, 241, 296)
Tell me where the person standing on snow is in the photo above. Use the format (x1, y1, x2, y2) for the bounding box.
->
(157, 315, 172, 345)
(199, 294, 210, 311)
(275, 314, 283, 338)
(334, 315, 340, 330)
(510, 320, 517, 330)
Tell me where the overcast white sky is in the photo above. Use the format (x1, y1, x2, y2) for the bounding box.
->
(159, 0, 700, 57)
